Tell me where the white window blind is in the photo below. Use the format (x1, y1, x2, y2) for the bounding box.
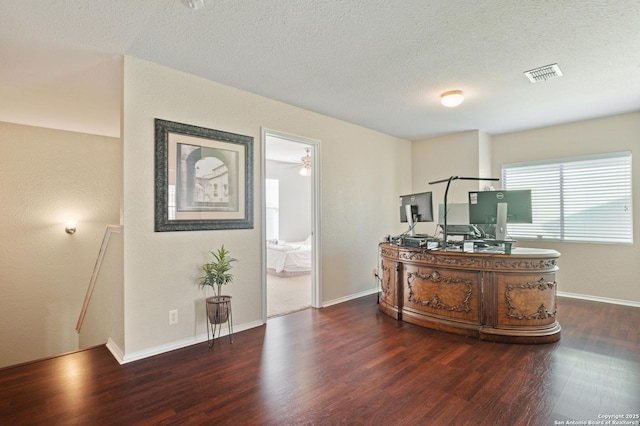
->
(502, 151, 632, 244)
(265, 179, 279, 241)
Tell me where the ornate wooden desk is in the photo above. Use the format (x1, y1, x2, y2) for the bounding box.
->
(379, 243, 561, 344)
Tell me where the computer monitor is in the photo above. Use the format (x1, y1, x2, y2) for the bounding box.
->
(468, 190, 532, 240)
(399, 192, 434, 236)
(400, 192, 434, 222)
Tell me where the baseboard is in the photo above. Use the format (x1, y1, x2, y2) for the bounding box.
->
(115, 320, 264, 365)
(106, 338, 125, 365)
(558, 291, 640, 308)
(322, 287, 379, 308)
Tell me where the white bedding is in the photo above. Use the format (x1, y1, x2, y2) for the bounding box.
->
(266, 241, 312, 274)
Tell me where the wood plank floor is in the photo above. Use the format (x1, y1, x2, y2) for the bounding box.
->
(1, 295, 639, 425)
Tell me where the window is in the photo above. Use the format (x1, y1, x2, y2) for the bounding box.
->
(502, 151, 632, 244)
(265, 179, 279, 241)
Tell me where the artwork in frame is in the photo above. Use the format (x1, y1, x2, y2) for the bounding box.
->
(154, 119, 254, 231)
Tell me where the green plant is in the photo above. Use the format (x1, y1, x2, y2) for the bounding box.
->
(198, 245, 237, 297)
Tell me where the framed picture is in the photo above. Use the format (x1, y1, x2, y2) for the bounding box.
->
(154, 119, 254, 231)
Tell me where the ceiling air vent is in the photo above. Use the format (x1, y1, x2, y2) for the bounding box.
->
(524, 63, 563, 83)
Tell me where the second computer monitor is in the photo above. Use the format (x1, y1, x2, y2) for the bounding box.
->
(468, 190, 532, 224)
(399, 191, 434, 223)
(468, 190, 532, 240)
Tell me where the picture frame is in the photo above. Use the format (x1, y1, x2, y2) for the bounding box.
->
(154, 119, 254, 232)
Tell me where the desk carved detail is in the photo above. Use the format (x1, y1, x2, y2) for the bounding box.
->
(380, 247, 397, 258)
(493, 259, 557, 270)
(505, 278, 557, 321)
(380, 264, 392, 297)
(379, 244, 561, 344)
(407, 271, 472, 313)
(399, 251, 482, 269)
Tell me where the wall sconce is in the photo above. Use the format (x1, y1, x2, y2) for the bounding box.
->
(65, 221, 77, 235)
(440, 90, 464, 107)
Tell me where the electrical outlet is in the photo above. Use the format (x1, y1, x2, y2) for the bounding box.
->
(169, 309, 178, 325)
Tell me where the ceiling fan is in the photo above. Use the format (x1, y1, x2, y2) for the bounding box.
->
(299, 148, 312, 176)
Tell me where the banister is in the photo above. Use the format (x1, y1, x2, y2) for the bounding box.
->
(76, 224, 123, 332)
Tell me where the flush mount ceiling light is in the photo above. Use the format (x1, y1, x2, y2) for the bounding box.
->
(440, 90, 464, 107)
(186, 0, 204, 10)
(524, 63, 563, 83)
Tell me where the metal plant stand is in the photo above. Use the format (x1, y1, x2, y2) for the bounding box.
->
(206, 296, 234, 348)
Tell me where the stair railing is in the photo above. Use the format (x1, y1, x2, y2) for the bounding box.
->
(76, 224, 123, 332)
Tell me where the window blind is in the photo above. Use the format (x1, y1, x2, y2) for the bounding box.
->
(502, 151, 632, 244)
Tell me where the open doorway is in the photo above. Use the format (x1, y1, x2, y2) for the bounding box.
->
(262, 129, 320, 319)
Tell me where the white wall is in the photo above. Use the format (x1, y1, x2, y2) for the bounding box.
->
(492, 112, 640, 304)
(121, 57, 411, 360)
(0, 121, 122, 368)
(266, 160, 311, 242)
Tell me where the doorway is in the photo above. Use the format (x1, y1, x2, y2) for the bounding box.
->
(262, 129, 320, 320)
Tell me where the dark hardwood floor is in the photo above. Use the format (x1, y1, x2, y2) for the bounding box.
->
(1, 295, 639, 425)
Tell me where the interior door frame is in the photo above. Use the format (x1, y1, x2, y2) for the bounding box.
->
(261, 128, 322, 322)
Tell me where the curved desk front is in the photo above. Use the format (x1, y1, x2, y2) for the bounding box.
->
(379, 244, 561, 344)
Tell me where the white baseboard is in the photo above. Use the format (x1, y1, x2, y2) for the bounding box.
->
(109, 320, 264, 365)
(106, 338, 125, 364)
(558, 291, 640, 308)
(322, 287, 379, 308)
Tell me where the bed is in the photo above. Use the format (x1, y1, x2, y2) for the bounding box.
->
(266, 238, 312, 277)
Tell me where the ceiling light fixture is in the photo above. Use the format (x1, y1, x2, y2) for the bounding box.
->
(440, 90, 464, 107)
(299, 148, 312, 177)
(187, 0, 204, 10)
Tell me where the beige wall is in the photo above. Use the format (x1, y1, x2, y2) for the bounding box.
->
(411, 114, 639, 304)
(492, 112, 640, 303)
(120, 57, 411, 360)
(411, 130, 495, 236)
(0, 121, 122, 368)
(78, 228, 124, 351)
(6, 55, 634, 367)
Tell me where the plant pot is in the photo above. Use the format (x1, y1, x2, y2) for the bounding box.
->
(206, 296, 232, 324)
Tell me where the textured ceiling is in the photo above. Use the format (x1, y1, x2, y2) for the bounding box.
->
(0, 0, 639, 140)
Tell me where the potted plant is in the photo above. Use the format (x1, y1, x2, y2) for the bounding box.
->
(199, 245, 237, 325)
